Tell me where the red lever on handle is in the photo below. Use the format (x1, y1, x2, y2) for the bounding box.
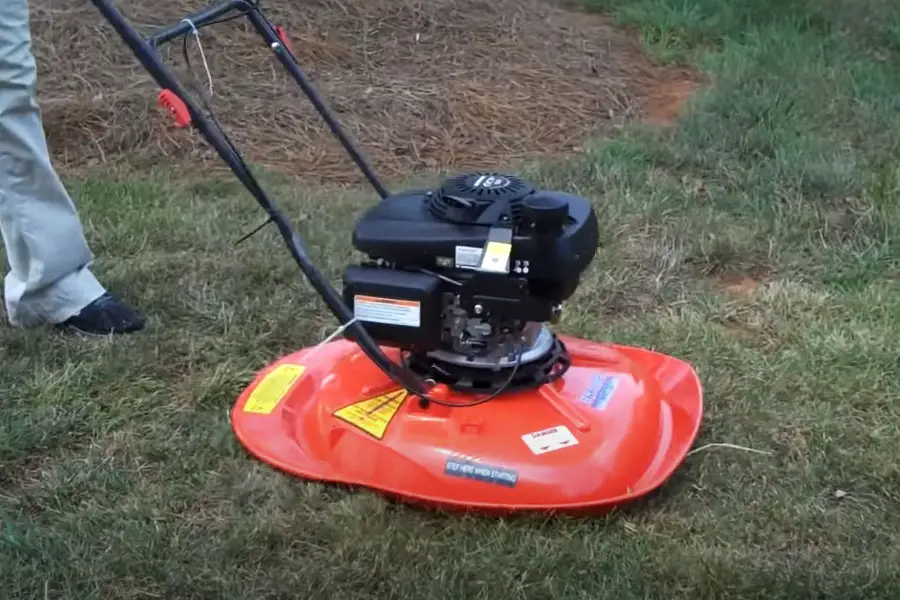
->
(157, 89, 191, 128)
(275, 25, 295, 55)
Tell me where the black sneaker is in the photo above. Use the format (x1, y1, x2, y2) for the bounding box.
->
(57, 292, 146, 336)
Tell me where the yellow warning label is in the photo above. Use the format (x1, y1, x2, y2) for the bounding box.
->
(479, 241, 512, 273)
(333, 389, 409, 439)
(243, 364, 306, 415)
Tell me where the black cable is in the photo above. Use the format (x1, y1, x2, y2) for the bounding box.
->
(403, 342, 525, 408)
(180, 30, 242, 161)
(180, 9, 274, 250)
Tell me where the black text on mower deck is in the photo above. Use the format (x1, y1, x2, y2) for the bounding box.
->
(89, 0, 600, 407)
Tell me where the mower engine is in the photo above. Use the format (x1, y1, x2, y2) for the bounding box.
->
(342, 173, 599, 392)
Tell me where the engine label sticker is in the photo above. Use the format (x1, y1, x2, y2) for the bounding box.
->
(444, 458, 518, 487)
(478, 241, 512, 273)
(472, 174, 511, 189)
(333, 389, 409, 439)
(579, 374, 619, 411)
(454, 245, 483, 269)
(353, 295, 420, 328)
(521, 425, 579, 455)
(243, 364, 306, 415)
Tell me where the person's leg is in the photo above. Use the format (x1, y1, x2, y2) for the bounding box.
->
(0, 0, 143, 334)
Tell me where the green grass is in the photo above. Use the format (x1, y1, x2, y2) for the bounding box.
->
(3, 0, 900, 597)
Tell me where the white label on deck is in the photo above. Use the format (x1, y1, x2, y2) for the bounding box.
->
(521, 425, 579, 455)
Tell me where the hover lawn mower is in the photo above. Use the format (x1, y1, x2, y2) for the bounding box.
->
(91, 0, 703, 515)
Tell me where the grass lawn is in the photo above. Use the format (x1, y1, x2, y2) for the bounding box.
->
(3, 0, 900, 598)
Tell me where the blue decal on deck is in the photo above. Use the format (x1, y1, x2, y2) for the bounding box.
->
(444, 458, 518, 487)
(579, 374, 619, 410)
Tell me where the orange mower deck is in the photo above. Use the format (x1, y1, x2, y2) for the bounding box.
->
(230, 335, 703, 515)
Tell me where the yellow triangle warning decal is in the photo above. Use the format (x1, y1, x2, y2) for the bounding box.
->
(333, 389, 409, 439)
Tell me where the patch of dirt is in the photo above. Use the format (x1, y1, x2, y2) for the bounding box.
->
(32, 0, 697, 184)
(723, 276, 762, 299)
(644, 78, 696, 126)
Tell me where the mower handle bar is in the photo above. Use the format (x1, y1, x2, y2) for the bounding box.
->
(88, 0, 437, 400)
(146, 0, 247, 48)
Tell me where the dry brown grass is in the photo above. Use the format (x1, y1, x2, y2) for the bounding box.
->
(31, 0, 693, 184)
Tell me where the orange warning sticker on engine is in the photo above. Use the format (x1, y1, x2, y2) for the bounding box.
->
(354, 295, 421, 328)
(333, 389, 409, 439)
(243, 364, 306, 415)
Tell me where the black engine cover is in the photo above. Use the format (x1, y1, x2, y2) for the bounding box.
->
(351, 173, 599, 303)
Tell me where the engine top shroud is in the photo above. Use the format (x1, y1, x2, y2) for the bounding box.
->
(353, 172, 598, 298)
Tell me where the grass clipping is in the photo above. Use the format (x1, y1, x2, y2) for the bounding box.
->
(33, 0, 682, 184)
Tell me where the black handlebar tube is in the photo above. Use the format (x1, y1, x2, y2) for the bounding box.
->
(88, 0, 432, 398)
(146, 0, 246, 48)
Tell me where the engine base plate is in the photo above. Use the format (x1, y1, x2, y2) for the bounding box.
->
(230, 334, 704, 515)
(405, 327, 569, 394)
